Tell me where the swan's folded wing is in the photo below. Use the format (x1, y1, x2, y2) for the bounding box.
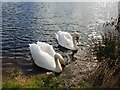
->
(63, 36, 73, 47)
(64, 32, 72, 40)
(29, 44, 56, 70)
(37, 42, 45, 49)
(37, 41, 55, 57)
(46, 45, 56, 57)
(37, 42, 50, 51)
(56, 31, 73, 49)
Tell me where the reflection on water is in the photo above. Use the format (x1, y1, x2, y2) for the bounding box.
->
(2, 2, 118, 75)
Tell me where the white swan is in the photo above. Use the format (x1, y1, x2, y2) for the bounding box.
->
(55, 31, 80, 50)
(29, 41, 65, 73)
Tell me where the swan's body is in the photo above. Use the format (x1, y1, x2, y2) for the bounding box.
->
(29, 42, 64, 73)
(55, 31, 79, 50)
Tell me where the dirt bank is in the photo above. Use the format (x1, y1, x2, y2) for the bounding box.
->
(60, 47, 97, 88)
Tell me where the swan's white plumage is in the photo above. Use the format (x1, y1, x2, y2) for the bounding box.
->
(29, 42, 63, 72)
(37, 42, 55, 57)
(55, 31, 77, 50)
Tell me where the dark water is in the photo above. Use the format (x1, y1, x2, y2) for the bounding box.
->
(2, 2, 118, 75)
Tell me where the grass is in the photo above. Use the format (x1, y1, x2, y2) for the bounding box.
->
(76, 80, 92, 88)
(3, 71, 66, 90)
(2, 69, 93, 89)
(2, 72, 64, 89)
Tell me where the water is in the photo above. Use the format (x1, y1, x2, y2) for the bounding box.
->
(2, 2, 118, 75)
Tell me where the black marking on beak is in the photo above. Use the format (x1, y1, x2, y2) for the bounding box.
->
(76, 36, 79, 43)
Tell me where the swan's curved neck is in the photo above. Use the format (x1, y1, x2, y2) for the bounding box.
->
(54, 54, 63, 72)
(72, 36, 77, 49)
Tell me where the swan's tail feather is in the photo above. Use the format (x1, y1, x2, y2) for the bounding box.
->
(29, 43, 41, 53)
(29, 44, 32, 49)
(29, 44, 31, 47)
(37, 41, 52, 48)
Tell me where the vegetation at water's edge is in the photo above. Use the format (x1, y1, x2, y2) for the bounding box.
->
(3, 72, 63, 89)
(93, 31, 120, 62)
(91, 29, 120, 87)
(2, 69, 92, 89)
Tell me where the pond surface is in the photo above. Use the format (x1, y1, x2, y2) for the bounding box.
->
(2, 2, 118, 75)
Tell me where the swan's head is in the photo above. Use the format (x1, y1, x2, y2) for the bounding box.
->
(73, 32, 80, 43)
(54, 53, 65, 65)
(54, 53, 65, 73)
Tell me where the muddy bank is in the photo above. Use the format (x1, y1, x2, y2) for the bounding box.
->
(60, 47, 97, 88)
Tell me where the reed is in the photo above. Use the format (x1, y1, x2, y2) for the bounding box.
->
(90, 30, 120, 87)
(93, 31, 120, 62)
